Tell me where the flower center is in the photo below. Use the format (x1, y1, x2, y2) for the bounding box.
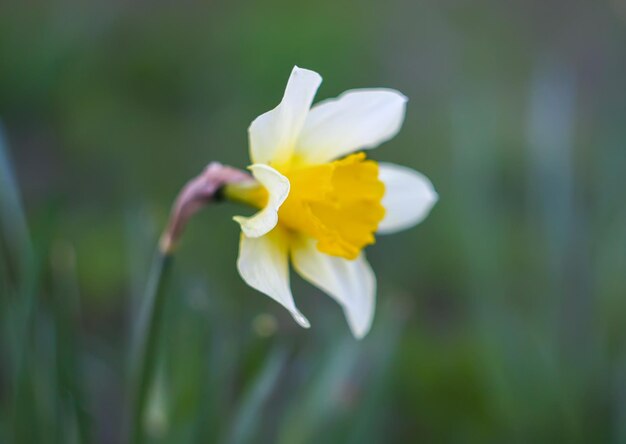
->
(225, 153, 385, 260)
(279, 152, 385, 259)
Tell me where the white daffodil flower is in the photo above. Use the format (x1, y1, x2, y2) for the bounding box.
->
(224, 66, 437, 338)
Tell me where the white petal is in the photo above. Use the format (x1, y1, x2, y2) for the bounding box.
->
(295, 89, 407, 165)
(291, 237, 376, 339)
(233, 164, 290, 238)
(377, 163, 438, 234)
(237, 228, 310, 328)
(249, 66, 322, 166)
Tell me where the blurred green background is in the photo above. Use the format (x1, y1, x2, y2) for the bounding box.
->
(1, 0, 626, 442)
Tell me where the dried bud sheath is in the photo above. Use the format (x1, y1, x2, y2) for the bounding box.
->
(159, 162, 252, 253)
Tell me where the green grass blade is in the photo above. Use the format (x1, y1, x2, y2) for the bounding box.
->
(224, 347, 288, 444)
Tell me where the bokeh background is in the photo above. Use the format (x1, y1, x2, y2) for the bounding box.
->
(1, 0, 626, 442)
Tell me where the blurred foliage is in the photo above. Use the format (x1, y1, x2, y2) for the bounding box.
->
(1, 0, 626, 443)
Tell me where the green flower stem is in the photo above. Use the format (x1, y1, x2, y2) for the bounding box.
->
(0, 123, 40, 442)
(130, 247, 173, 444)
(128, 163, 250, 443)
